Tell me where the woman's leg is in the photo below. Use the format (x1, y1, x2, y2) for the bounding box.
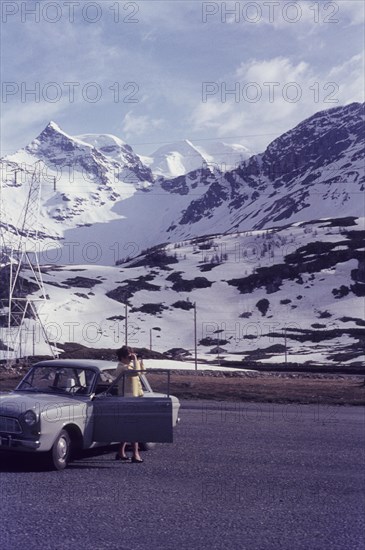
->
(132, 442, 142, 461)
(117, 442, 128, 458)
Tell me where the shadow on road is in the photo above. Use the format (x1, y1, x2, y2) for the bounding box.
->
(0, 447, 118, 472)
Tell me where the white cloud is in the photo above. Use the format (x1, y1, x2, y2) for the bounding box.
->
(328, 52, 365, 105)
(236, 57, 310, 82)
(0, 102, 66, 155)
(336, 1, 365, 26)
(247, 1, 365, 29)
(189, 54, 364, 153)
(1, 1, 364, 155)
(191, 102, 232, 129)
(121, 112, 165, 138)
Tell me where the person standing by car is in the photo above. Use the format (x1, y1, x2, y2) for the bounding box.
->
(115, 346, 144, 463)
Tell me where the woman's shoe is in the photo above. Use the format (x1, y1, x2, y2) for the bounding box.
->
(131, 456, 144, 463)
(115, 454, 131, 462)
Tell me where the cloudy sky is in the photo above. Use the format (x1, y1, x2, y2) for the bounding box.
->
(1, 0, 364, 156)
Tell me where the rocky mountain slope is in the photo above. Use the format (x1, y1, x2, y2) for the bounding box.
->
(170, 102, 364, 238)
(0, 103, 364, 365)
(1, 103, 363, 265)
(6, 216, 363, 365)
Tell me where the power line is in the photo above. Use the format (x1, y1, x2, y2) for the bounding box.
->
(0, 131, 279, 155)
(127, 133, 279, 147)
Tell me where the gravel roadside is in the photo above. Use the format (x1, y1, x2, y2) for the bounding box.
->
(1, 368, 364, 405)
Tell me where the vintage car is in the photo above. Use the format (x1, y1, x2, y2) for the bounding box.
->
(0, 359, 180, 470)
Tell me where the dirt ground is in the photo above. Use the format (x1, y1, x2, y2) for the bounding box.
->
(147, 372, 365, 405)
(1, 368, 364, 405)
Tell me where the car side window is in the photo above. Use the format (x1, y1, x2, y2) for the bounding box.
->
(94, 371, 117, 395)
(94, 374, 108, 395)
(93, 369, 151, 397)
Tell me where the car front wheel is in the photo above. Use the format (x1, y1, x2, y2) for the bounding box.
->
(49, 429, 71, 470)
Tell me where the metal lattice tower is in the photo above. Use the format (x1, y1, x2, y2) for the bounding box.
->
(0, 161, 55, 364)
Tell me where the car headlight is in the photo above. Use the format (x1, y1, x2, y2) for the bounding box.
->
(23, 410, 37, 426)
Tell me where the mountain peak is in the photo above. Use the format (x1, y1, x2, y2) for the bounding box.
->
(33, 121, 74, 144)
(147, 140, 206, 177)
(46, 120, 63, 132)
(25, 121, 94, 159)
(77, 133, 128, 151)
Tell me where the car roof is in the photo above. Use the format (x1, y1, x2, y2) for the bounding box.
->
(33, 359, 117, 372)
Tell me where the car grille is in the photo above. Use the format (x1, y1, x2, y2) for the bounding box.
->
(0, 416, 22, 434)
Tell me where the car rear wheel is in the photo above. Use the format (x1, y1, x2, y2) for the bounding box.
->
(49, 429, 71, 470)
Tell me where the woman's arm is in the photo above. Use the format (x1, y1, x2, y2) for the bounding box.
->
(129, 353, 144, 397)
(130, 353, 140, 372)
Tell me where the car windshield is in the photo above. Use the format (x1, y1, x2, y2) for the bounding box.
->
(17, 366, 97, 395)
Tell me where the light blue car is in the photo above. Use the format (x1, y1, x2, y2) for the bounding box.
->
(0, 359, 180, 470)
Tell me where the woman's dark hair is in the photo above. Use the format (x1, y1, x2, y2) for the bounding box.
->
(117, 345, 133, 361)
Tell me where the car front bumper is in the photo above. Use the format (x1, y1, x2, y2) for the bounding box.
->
(0, 434, 40, 451)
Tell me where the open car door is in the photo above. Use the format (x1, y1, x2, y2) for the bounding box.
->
(92, 396, 173, 443)
(92, 371, 174, 443)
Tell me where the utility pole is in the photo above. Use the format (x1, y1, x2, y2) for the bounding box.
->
(125, 303, 128, 345)
(194, 302, 197, 371)
(149, 328, 152, 351)
(284, 328, 287, 365)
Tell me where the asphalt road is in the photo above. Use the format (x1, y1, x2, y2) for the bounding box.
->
(0, 401, 364, 550)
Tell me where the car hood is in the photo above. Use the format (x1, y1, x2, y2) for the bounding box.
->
(0, 391, 85, 416)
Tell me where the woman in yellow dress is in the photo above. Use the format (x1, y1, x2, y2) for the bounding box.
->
(115, 345, 144, 463)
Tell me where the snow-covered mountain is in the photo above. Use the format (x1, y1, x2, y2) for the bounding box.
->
(77, 132, 153, 183)
(169, 102, 365, 238)
(142, 140, 251, 177)
(4, 217, 364, 365)
(0, 122, 152, 246)
(0, 103, 364, 365)
(0, 125, 250, 261)
(1, 103, 363, 265)
(142, 139, 208, 178)
(193, 141, 251, 171)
